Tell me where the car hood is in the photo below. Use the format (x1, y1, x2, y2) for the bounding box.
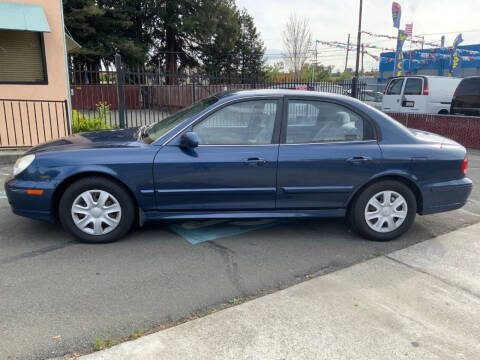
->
(409, 128, 460, 146)
(26, 127, 144, 154)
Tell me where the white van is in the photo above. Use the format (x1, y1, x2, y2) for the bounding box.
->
(382, 76, 462, 114)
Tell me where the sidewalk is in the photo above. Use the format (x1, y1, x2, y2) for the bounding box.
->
(81, 223, 480, 360)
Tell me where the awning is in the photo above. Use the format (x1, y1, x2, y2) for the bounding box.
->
(0, 2, 50, 33)
(65, 31, 81, 52)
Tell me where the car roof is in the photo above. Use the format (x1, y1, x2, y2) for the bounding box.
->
(214, 89, 350, 100)
(458, 76, 480, 81)
(389, 75, 461, 80)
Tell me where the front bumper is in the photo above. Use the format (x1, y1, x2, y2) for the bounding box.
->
(4, 176, 56, 222)
(420, 177, 473, 215)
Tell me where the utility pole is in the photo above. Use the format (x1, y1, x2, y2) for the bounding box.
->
(352, 0, 363, 98)
(345, 33, 351, 72)
(421, 36, 425, 50)
(312, 40, 318, 83)
(361, 44, 365, 76)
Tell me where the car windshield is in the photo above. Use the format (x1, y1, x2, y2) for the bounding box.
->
(142, 96, 219, 143)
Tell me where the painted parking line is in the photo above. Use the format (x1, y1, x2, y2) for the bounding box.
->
(0, 191, 6, 200)
(169, 219, 287, 244)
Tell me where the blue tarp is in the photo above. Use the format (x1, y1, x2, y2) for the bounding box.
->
(169, 219, 287, 244)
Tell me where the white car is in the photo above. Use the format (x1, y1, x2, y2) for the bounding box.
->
(359, 90, 383, 110)
(382, 76, 462, 114)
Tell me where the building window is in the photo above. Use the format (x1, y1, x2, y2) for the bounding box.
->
(0, 30, 47, 84)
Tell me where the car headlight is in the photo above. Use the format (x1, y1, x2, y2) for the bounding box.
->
(13, 154, 35, 176)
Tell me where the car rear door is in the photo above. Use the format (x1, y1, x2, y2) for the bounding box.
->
(153, 98, 282, 211)
(276, 98, 382, 210)
(382, 78, 404, 112)
(401, 77, 426, 113)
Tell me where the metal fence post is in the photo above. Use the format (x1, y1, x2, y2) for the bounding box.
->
(191, 75, 195, 103)
(406, 113, 409, 127)
(64, 99, 71, 135)
(115, 54, 126, 128)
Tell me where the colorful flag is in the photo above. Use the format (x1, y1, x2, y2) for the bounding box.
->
(449, 34, 464, 77)
(394, 30, 408, 76)
(405, 23, 413, 37)
(392, 2, 401, 28)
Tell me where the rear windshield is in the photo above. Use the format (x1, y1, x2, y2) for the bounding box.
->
(404, 78, 423, 95)
(456, 78, 480, 96)
(386, 78, 404, 95)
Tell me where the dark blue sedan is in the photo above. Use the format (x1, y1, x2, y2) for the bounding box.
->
(5, 90, 472, 243)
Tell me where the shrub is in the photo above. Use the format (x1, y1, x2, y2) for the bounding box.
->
(72, 102, 115, 133)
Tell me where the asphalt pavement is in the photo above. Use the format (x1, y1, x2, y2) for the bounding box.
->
(0, 150, 479, 360)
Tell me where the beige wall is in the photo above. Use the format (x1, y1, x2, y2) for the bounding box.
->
(0, 0, 69, 147)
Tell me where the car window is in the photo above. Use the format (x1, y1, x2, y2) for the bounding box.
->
(386, 78, 404, 95)
(404, 78, 423, 95)
(456, 78, 480, 96)
(286, 100, 375, 144)
(193, 100, 278, 145)
(143, 96, 218, 143)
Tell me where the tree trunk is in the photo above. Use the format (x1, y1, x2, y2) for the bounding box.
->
(165, 25, 177, 85)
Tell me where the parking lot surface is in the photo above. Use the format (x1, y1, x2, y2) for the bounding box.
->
(0, 149, 479, 360)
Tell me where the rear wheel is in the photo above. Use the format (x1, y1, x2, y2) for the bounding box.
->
(349, 180, 417, 241)
(59, 177, 135, 243)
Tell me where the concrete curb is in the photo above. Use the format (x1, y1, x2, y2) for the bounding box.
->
(0, 151, 26, 165)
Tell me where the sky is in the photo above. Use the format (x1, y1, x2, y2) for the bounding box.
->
(235, 0, 480, 72)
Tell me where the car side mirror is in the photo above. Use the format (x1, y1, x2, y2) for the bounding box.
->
(180, 131, 199, 148)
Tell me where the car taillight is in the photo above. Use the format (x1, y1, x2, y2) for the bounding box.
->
(423, 79, 429, 95)
(462, 156, 468, 174)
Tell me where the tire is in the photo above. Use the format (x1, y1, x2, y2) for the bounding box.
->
(349, 180, 417, 241)
(58, 177, 136, 243)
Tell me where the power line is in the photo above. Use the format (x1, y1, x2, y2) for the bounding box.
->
(415, 28, 480, 37)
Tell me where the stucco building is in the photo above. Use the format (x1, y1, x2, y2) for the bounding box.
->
(0, 0, 78, 148)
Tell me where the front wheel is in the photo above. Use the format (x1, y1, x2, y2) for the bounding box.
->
(349, 180, 417, 241)
(59, 177, 136, 243)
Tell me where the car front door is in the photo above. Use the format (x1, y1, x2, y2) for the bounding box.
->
(276, 98, 382, 210)
(153, 98, 282, 211)
(382, 78, 404, 112)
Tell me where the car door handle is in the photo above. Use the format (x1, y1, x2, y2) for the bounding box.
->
(243, 157, 268, 166)
(347, 156, 372, 164)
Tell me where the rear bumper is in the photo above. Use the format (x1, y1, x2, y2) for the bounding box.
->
(4, 177, 55, 223)
(420, 177, 473, 215)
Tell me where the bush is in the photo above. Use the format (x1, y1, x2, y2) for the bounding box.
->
(72, 102, 115, 133)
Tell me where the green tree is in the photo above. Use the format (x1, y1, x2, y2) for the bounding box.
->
(200, 6, 265, 81)
(65, 0, 266, 82)
(234, 8, 266, 80)
(336, 70, 353, 81)
(265, 61, 286, 81)
(64, 0, 150, 67)
(150, 0, 223, 81)
(300, 63, 333, 81)
(198, 1, 240, 80)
